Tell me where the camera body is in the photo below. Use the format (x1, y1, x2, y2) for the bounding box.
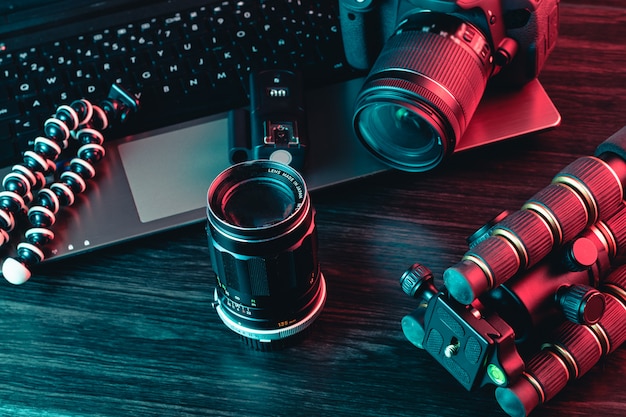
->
(339, 0, 559, 83)
(337, 0, 560, 172)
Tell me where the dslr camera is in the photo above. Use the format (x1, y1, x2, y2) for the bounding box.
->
(338, 0, 560, 172)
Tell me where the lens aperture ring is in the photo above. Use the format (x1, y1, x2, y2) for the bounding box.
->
(213, 274, 327, 343)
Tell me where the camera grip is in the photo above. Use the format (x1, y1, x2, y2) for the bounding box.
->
(338, 0, 385, 70)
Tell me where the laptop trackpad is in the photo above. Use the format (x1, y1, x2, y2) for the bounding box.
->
(118, 116, 230, 223)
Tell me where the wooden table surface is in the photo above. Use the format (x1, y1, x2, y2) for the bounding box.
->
(1, 1, 625, 416)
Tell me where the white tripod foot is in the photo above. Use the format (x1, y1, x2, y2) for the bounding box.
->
(2, 258, 32, 285)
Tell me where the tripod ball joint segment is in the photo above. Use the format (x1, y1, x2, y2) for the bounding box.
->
(400, 126, 626, 416)
(1, 84, 139, 285)
(495, 266, 626, 417)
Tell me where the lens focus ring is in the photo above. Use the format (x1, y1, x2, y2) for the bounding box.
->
(370, 25, 489, 129)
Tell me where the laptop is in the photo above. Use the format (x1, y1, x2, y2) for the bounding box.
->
(0, 0, 561, 264)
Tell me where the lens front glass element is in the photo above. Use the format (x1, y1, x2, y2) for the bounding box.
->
(208, 160, 306, 235)
(222, 178, 295, 228)
(356, 102, 443, 171)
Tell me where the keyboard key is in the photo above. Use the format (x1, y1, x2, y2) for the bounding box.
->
(0, 0, 357, 168)
(0, 99, 20, 121)
(13, 115, 41, 153)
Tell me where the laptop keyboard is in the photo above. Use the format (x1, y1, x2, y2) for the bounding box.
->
(0, 0, 358, 168)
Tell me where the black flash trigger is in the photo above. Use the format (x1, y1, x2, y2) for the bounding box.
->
(227, 70, 308, 171)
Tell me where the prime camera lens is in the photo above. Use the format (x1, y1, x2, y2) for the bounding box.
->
(206, 160, 326, 350)
(353, 12, 494, 171)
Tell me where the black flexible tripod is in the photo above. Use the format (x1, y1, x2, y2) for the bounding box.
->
(0, 84, 139, 284)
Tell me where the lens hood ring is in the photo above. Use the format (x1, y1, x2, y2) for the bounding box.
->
(207, 160, 309, 237)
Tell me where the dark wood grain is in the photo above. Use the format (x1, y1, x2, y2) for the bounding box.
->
(1, 1, 625, 416)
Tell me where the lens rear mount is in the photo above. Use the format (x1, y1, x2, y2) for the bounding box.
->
(213, 273, 326, 350)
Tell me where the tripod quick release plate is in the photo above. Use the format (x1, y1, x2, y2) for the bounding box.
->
(421, 294, 524, 390)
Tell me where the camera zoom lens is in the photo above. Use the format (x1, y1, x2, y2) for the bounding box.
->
(354, 12, 493, 171)
(207, 160, 326, 350)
